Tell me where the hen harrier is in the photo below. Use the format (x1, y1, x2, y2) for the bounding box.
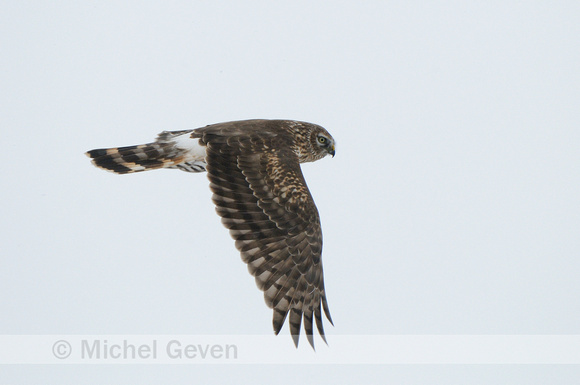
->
(86, 119, 335, 348)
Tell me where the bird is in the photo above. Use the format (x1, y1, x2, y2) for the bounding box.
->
(86, 119, 336, 348)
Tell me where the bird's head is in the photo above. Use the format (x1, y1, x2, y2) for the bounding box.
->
(285, 121, 336, 163)
(306, 124, 335, 162)
(313, 130, 335, 158)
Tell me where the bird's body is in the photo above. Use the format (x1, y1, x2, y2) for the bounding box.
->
(86, 119, 335, 348)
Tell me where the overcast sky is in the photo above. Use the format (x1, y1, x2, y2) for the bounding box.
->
(1, 1, 579, 383)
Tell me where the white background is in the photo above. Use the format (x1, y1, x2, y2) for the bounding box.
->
(1, 1, 578, 383)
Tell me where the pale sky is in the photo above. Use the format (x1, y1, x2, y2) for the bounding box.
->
(1, 1, 579, 383)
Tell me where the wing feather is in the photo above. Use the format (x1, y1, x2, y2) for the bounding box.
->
(203, 131, 331, 348)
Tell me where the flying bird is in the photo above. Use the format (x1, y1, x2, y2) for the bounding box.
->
(86, 119, 335, 348)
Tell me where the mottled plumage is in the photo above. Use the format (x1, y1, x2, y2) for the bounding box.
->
(86, 119, 335, 348)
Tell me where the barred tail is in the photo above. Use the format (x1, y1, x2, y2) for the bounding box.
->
(87, 130, 207, 174)
(86, 142, 184, 174)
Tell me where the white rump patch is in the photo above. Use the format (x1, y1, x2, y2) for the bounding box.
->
(174, 133, 207, 159)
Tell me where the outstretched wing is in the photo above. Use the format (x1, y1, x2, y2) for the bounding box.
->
(202, 131, 333, 348)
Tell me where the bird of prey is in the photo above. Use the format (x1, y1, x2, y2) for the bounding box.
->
(86, 119, 335, 348)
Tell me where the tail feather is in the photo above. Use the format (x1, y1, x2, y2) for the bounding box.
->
(86, 130, 207, 174)
(86, 143, 176, 174)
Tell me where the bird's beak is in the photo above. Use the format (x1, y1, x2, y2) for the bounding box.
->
(329, 145, 335, 158)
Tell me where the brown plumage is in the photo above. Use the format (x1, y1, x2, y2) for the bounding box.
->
(86, 119, 336, 348)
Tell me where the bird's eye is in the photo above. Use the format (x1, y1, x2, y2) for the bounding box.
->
(318, 136, 327, 144)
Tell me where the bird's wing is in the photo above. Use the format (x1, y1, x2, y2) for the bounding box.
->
(203, 131, 333, 348)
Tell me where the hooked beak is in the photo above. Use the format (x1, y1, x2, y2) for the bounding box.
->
(329, 145, 335, 157)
